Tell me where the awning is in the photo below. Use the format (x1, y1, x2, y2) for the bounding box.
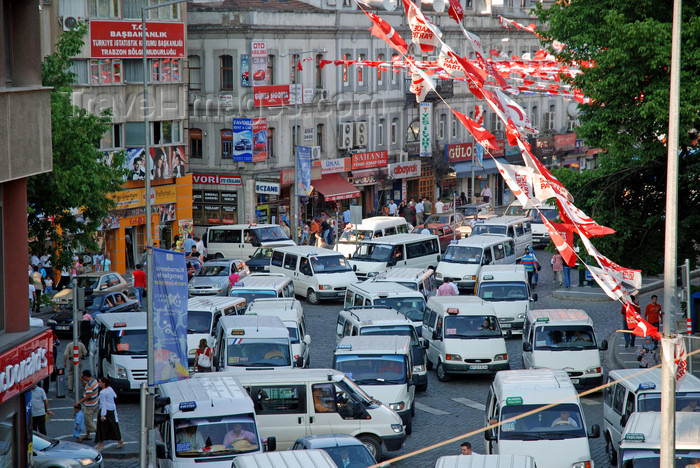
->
(452, 158, 500, 178)
(311, 173, 360, 202)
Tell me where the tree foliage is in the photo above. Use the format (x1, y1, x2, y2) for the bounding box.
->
(28, 24, 127, 269)
(535, 0, 700, 274)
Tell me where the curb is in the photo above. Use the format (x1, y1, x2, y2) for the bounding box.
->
(102, 449, 140, 460)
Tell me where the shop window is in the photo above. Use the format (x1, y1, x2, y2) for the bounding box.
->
(125, 122, 145, 146)
(90, 59, 121, 85)
(0, 407, 15, 466)
(69, 60, 89, 84)
(188, 55, 201, 90)
(220, 54, 233, 90)
(377, 53, 385, 85)
(267, 127, 275, 159)
(122, 59, 144, 83)
(378, 119, 385, 146)
(221, 130, 233, 159)
(315, 53, 324, 89)
(316, 124, 324, 154)
(153, 121, 181, 145)
(151, 58, 180, 83)
(190, 128, 203, 159)
(267, 54, 275, 85)
(89, 0, 120, 18)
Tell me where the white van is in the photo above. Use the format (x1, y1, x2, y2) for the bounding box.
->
(475, 265, 536, 335)
(245, 298, 310, 368)
(504, 200, 559, 248)
(269, 246, 357, 304)
(371, 267, 437, 298)
(344, 281, 427, 334)
(435, 235, 516, 292)
(229, 274, 295, 303)
(187, 297, 247, 367)
(235, 369, 406, 460)
(206, 224, 295, 260)
(522, 309, 608, 389)
(349, 233, 441, 281)
(336, 216, 411, 258)
(435, 454, 536, 468)
(336, 306, 428, 392)
(470, 217, 532, 259)
(213, 315, 297, 372)
(155, 374, 272, 467)
(484, 369, 600, 468)
(232, 450, 336, 468)
(422, 296, 510, 382)
(618, 411, 700, 468)
(334, 336, 416, 434)
(602, 368, 700, 465)
(89, 312, 147, 394)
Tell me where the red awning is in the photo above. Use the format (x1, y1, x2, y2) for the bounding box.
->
(311, 173, 360, 202)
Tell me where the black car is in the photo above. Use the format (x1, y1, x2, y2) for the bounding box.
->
(234, 138, 252, 151)
(246, 247, 275, 273)
(48, 291, 138, 336)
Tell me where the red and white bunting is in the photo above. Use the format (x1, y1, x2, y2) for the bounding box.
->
(360, 7, 409, 55)
(451, 110, 498, 150)
(541, 217, 578, 267)
(403, 0, 442, 53)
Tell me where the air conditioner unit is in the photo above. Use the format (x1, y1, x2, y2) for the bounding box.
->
(338, 122, 353, 149)
(311, 146, 321, 160)
(62, 16, 80, 31)
(354, 121, 368, 147)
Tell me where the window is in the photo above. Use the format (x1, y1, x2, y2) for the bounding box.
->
(612, 385, 626, 414)
(150, 58, 180, 83)
(271, 251, 284, 267)
(142, 0, 179, 19)
(315, 53, 324, 89)
(391, 53, 399, 84)
(604, 378, 615, 406)
(89, 0, 120, 18)
(438, 114, 446, 140)
(266, 54, 275, 85)
(69, 60, 89, 84)
(252, 386, 305, 414)
(391, 118, 399, 145)
(291, 54, 300, 84)
(292, 125, 301, 149)
(451, 118, 458, 138)
(531, 105, 539, 127)
(122, 59, 143, 83)
(342, 53, 350, 86)
(190, 128, 203, 159)
(101, 124, 123, 150)
(220, 54, 233, 90)
(90, 59, 121, 85)
(357, 53, 365, 85)
(188, 55, 201, 90)
(153, 121, 181, 145)
(316, 124, 324, 154)
(283, 254, 297, 270)
(494, 243, 505, 260)
(378, 119, 385, 146)
(125, 122, 145, 146)
(267, 127, 275, 159)
(377, 53, 385, 85)
(221, 130, 233, 159)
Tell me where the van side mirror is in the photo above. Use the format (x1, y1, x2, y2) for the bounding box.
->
(353, 265, 357, 271)
(388, 259, 397, 266)
(588, 424, 600, 439)
(531, 293, 538, 302)
(295, 356, 304, 367)
(523, 342, 532, 352)
(248, 255, 253, 259)
(264, 436, 276, 452)
(437, 254, 441, 262)
(484, 429, 496, 441)
(599, 340, 608, 351)
(303, 335, 311, 345)
(156, 442, 168, 459)
(422, 340, 429, 349)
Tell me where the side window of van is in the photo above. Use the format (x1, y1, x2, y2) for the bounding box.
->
(612, 385, 626, 414)
(507, 227, 515, 238)
(283, 254, 298, 270)
(407, 242, 425, 259)
(299, 318, 307, 337)
(523, 221, 531, 234)
(351, 327, 358, 336)
(504, 241, 515, 257)
(386, 227, 398, 236)
(299, 258, 312, 276)
(435, 317, 443, 336)
(426, 239, 439, 255)
(424, 310, 436, 327)
(227, 230, 242, 243)
(354, 294, 364, 307)
(515, 224, 524, 236)
(271, 251, 284, 267)
(312, 383, 337, 413)
(374, 230, 383, 238)
(345, 290, 354, 306)
(604, 377, 615, 406)
(343, 320, 353, 337)
(494, 243, 505, 260)
(253, 385, 306, 414)
(397, 224, 408, 234)
(336, 317, 345, 339)
(483, 248, 493, 265)
(364, 298, 371, 306)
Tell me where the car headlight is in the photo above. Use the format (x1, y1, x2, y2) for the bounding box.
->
(79, 458, 96, 466)
(47, 319, 56, 326)
(116, 364, 128, 379)
(571, 461, 592, 468)
(517, 313, 525, 319)
(494, 353, 508, 361)
(586, 367, 601, 374)
(318, 285, 333, 290)
(413, 364, 425, 373)
(463, 275, 475, 280)
(391, 424, 404, 433)
(263, 265, 270, 271)
(188, 283, 194, 289)
(446, 354, 462, 361)
(389, 402, 405, 411)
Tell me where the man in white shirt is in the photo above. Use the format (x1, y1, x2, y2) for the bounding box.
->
(434, 199, 444, 213)
(388, 200, 397, 215)
(195, 236, 206, 258)
(414, 200, 424, 225)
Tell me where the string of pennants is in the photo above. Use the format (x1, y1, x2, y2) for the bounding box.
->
(346, 0, 658, 339)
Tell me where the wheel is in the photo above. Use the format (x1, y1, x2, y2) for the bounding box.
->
(307, 289, 320, 305)
(436, 361, 451, 382)
(417, 382, 428, 392)
(405, 416, 413, 435)
(606, 435, 617, 465)
(357, 434, 382, 461)
(411, 403, 416, 417)
(214, 252, 224, 259)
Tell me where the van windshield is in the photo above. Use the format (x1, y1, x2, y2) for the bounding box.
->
(442, 245, 483, 264)
(530, 208, 559, 224)
(620, 450, 700, 467)
(533, 325, 597, 350)
(311, 255, 353, 273)
(340, 229, 373, 243)
(352, 244, 393, 262)
(254, 226, 289, 241)
(173, 415, 259, 458)
(374, 297, 426, 322)
(360, 325, 419, 347)
(336, 355, 407, 385)
(499, 403, 587, 440)
(504, 205, 530, 217)
(636, 392, 700, 412)
(251, 247, 274, 259)
(187, 311, 212, 334)
(107, 329, 148, 355)
(472, 225, 508, 236)
(226, 338, 291, 367)
(478, 282, 529, 301)
(77, 276, 100, 289)
(229, 289, 277, 302)
(444, 315, 502, 338)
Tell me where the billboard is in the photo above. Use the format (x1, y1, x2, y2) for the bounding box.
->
(253, 85, 291, 107)
(251, 40, 268, 86)
(296, 146, 312, 196)
(90, 21, 185, 58)
(232, 118, 253, 162)
(252, 118, 268, 162)
(419, 102, 432, 157)
(240, 54, 250, 87)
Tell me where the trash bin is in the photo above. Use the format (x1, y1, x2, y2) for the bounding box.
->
(55, 367, 66, 398)
(578, 268, 585, 287)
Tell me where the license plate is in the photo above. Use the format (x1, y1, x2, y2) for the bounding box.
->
(470, 365, 488, 370)
(571, 378, 579, 384)
(56, 325, 69, 331)
(500, 323, 511, 329)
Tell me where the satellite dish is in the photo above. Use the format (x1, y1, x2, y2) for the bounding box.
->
(567, 101, 580, 116)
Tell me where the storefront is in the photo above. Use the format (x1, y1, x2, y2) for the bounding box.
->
(191, 173, 242, 230)
(449, 140, 508, 206)
(254, 179, 281, 224)
(349, 150, 388, 217)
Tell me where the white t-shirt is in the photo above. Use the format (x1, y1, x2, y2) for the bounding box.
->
(434, 201, 444, 213)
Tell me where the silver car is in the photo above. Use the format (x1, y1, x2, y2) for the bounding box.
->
(32, 432, 103, 467)
(188, 258, 250, 296)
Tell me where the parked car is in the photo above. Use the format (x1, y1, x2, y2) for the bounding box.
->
(32, 431, 102, 468)
(290, 434, 377, 468)
(51, 271, 129, 306)
(411, 224, 461, 252)
(456, 202, 497, 219)
(188, 258, 250, 296)
(234, 138, 252, 151)
(420, 212, 465, 229)
(48, 291, 138, 336)
(246, 246, 276, 272)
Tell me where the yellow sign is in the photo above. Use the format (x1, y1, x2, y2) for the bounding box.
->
(109, 185, 177, 209)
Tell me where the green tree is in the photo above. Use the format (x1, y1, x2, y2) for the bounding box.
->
(28, 24, 127, 269)
(535, 0, 700, 274)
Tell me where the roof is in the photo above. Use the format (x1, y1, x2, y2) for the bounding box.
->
(95, 312, 147, 329)
(351, 281, 423, 296)
(436, 454, 536, 468)
(453, 235, 514, 247)
(234, 275, 290, 289)
(342, 307, 412, 325)
(527, 309, 592, 324)
(272, 245, 345, 257)
(336, 335, 411, 355)
(235, 369, 345, 386)
(475, 216, 532, 226)
(218, 315, 287, 335)
(608, 368, 700, 392)
(493, 369, 578, 404)
(161, 374, 253, 412)
(295, 433, 366, 449)
(208, 224, 280, 230)
(189, 0, 320, 13)
(188, 296, 246, 312)
(246, 297, 300, 310)
(621, 412, 700, 450)
(353, 217, 408, 229)
(362, 233, 438, 244)
(246, 299, 303, 321)
(373, 267, 434, 281)
(479, 264, 527, 280)
(427, 296, 496, 315)
(231, 449, 336, 468)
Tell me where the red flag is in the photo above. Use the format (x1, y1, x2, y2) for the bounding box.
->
(542, 218, 577, 267)
(296, 60, 303, 72)
(403, 0, 442, 53)
(451, 110, 498, 150)
(447, 0, 464, 23)
(360, 7, 408, 55)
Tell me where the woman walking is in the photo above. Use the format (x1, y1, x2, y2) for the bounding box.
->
(551, 252, 564, 286)
(194, 338, 213, 373)
(95, 377, 125, 450)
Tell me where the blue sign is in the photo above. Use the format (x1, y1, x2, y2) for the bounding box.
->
(240, 54, 250, 87)
(296, 146, 312, 196)
(232, 118, 253, 162)
(151, 247, 189, 384)
(475, 143, 484, 165)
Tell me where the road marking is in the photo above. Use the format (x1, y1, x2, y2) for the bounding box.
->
(48, 418, 75, 421)
(452, 397, 486, 411)
(580, 397, 600, 406)
(622, 360, 641, 365)
(415, 402, 450, 415)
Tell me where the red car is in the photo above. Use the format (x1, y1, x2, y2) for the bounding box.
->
(253, 70, 266, 81)
(412, 224, 461, 252)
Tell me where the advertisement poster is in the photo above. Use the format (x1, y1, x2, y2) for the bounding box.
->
(419, 102, 432, 157)
(252, 118, 268, 162)
(296, 146, 312, 196)
(125, 148, 148, 181)
(151, 247, 189, 384)
(232, 118, 253, 162)
(251, 40, 268, 86)
(240, 54, 250, 87)
(90, 21, 185, 58)
(253, 85, 291, 107)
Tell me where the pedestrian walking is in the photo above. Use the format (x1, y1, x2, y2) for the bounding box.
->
(529, 246, 540, 287)
(57, 265, 71, 291)
(422, 197, 432, 218)
(194, 338, 213, 373)
(622, 295, 639, 348)
(63, 340, 88, 392)
(460, 192, 468, 206)
(388, 199, 397, 216)
(132, 264, 146, 309)
(520, 248, 536, 288)
(228, 269, 240, 288)
(94, 377, 125, 450)
(195, 236, 206, 258)
(32, 266, 43, 313)
(437, 278, 459, 296)
(551, 252, 564, 286)
(480, 184, 492, 204)
(301, 222, 310, 245)
(31, 383, 53, 435)
(414, 199, 424, 225)
(76, 370, 99, 442)
(644, 295, 662, 331)
(74, 404, 85, 441)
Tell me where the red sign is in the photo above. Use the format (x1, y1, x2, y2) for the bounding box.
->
(493, 139, 506, 158)
(252, 118, 268, 163)
(446, 143, 473, 162)
(0, 329, 53, 405)
(254, 85, 291, 107)
(389, 161, 421, 179)
(554, 133, 577, 152)
(90, 21, 185, 58)
(280, 168, 295, 186)
(192, 174, 242, 185)
(351, 150, 388, 170)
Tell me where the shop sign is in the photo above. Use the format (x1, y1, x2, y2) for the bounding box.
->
(254, 85, 291, 107)
(89, 21, 185, 59)
(192, 174, 242, 185)
(251, 40, 267, 86)
(388, 160, 421, 179)
(351, 150, 388, 171)
(352, 169, 384, 185)
(280, 168, 295, 186)
(129, 216, 146, 226)
(252, 117, 268, 163)
(445, 142, 473, 162)
(221, 192, 237, 203)
(419, 102, 432, 157)
(554, 133, 576, 152)
(219, 95, 233, 107)
(109, 185, 176, 209)
(304, 127, 314, 142)
(321, 158, 350, 174)
(232, 118, 253, 162)
(255, 181, 280, 195)
(532, 137, 555, 156)
(240, 54, 250, 87)
(0, 329, 53, 405)
(203, 191, 220, 203)
(492, 139, 506, 158)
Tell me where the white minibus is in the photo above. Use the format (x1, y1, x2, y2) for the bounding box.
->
(470, 217, 532, 259)
(186, 296, 247, 367)
(336, 216, 410, 257)
(476, 265, 536, 334)
(205, 224, 294, 260)
(349, 233, 441, 280)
